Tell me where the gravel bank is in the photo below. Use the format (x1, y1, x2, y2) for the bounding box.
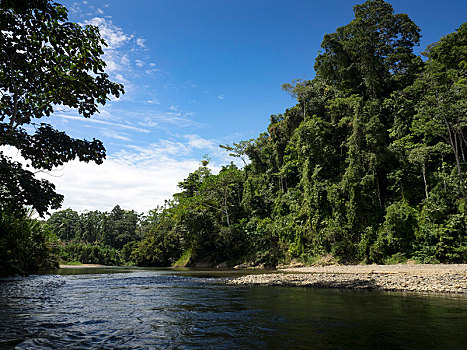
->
(59, 264, 107, 268)
(226, 264, 467, 294)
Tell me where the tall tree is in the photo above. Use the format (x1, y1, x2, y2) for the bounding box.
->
(0, 0, 124, 216)
(314, 0, 421, 98)
(411, 23, 467, 197)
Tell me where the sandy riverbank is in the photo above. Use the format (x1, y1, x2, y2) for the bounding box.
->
(226, 264, 467, 294)
(59, 264, 107, 268)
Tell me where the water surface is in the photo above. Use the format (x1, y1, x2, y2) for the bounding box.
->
(1, 267, 467, 349)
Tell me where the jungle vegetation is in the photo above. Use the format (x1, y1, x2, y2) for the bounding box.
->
(125, 0, 467, 267)
(1, 0, 466, 275)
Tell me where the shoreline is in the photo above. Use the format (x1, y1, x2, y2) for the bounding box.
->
(226, 264, 467, 294)
(59, 264, 108, 268)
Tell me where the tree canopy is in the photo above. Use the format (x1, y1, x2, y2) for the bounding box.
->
(315, 0, 422, 98)
(0, 0, 123, 216)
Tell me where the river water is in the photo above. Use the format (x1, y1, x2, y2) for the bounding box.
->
(1, 267, 467, 349)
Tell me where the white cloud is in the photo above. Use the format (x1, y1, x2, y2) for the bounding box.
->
(148, 112, 203, 128)
(121, 54, 130, 66)
(2, 145, 199, 213)
(115, 73, 128, 84)
(139, 117, 158, 128)
(185, 134, 216, 150)
(46, 154, 199, 213)
(125, 141, 190, 158)
(217, 95, 224, 100)
(69, 2, 82, 14)
(59, 114, 151, 133)
(167, 111, 181, 116)
(145, 68, 161, 75)
(1, 129, 229, 213)
(145, 99, 159, 105)
(97, 8, 104, 15)
(136, 38, 146, 48)
(81, 17, 147, 84)
(101, 129, 131, 141)
(84, 17, 133, 49)
(44, 136, 224, 212)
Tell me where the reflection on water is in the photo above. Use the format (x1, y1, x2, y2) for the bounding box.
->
(1, 268, 467, 349)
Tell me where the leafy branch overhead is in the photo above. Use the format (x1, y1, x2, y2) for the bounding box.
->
(0, 0, 124, 216)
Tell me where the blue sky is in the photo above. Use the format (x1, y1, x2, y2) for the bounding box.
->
(31, 0, 467, 213)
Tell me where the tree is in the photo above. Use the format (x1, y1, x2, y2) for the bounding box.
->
(314, 0, 421, 98)
(411, 23, 467, 197)
(104, 205, 139, 250)
(219, 140, 253, 166)
(0, 0, 124, 216)
(47, 208, 80, 241)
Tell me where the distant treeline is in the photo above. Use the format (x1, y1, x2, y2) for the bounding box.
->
(46, 206, 141, 265)
(0, 206, 142, 275)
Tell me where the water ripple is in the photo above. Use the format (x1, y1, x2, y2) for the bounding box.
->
(1, 269, 467, 349)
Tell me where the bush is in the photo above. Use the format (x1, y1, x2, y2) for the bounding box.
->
(0, 211, 59, 276)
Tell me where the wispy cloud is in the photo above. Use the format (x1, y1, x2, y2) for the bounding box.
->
(115, 73, 129, 83)
(136, 38, 146, 48)
(185, 134, 215, 150)
(80, 16, 149, 90)
(139, 117, 159, 128)
(145, 99, 159, 105)
(121, 134, 218, 163)
(148, 112, 203, 128)
(59, 114, 151, 133)
(145, 68, 162, 75)
(84, 17, 132, 49)
(101, 129, 132, 141)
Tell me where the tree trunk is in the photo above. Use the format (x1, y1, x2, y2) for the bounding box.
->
(443, 115, 466, 198)
(422, 164, 429, 200)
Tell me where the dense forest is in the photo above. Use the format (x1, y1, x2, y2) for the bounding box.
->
(1, 0, 466, 276)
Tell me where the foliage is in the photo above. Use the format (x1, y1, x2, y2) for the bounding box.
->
(59, 242, 122, 266)
(0, 211, 59, 276)
(0, 0, 123, 216)
(46, 205, 141, 265)
(314, 0, 422, 98)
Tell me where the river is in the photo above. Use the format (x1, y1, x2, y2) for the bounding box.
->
(1, 267, 467, 349)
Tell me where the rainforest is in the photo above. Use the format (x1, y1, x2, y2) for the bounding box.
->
(1, 0, 467, 276)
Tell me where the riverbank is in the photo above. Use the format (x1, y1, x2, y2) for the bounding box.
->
(226, 264, 467, 294)
(59, 264, 107, 268)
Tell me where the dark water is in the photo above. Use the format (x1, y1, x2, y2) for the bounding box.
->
(1, 268, 467, 349)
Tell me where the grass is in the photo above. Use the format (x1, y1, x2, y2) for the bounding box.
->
(172, 249, 192, 267)
(63, 260, 83, 265)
